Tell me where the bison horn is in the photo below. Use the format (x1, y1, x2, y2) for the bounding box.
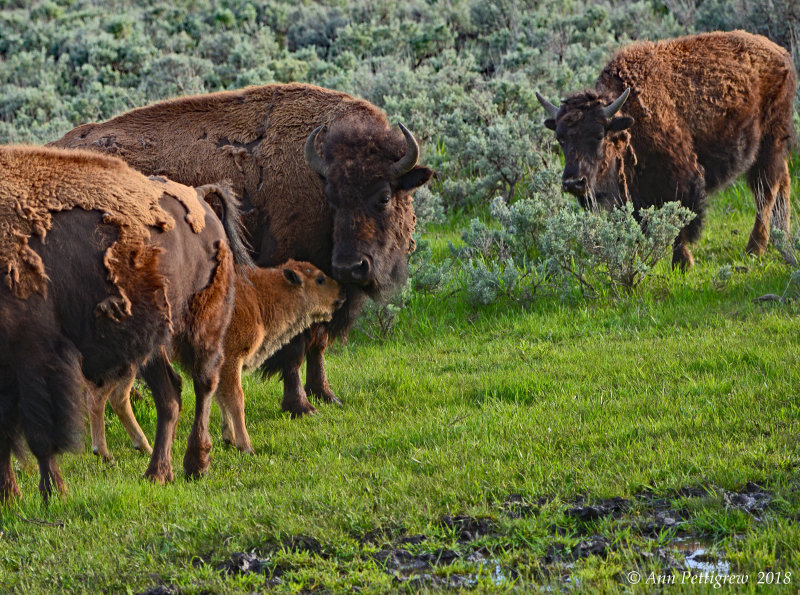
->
(304, 125, 328, 177)
(535, 92, 560, 119)
(602, 87, 630, 119)
(389, 123, 420, 179)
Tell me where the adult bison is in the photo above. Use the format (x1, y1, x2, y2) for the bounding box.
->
(50, 83, 433, 416)
(0, 146, 250, 501)
(536, 30, 796, 268)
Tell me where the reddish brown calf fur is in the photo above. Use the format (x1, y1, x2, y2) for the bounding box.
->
(94, 260, 343, 458)
(537, 31, 796, 268)
(50, 83, 433, 417)
(0, 146, 247, 502)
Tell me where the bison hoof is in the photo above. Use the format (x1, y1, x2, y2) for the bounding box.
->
(284, 402, 318, 418)
(133, 442, 153, 456)
(304, 383, 343, 406)
(143, 462, 174, 485)
(672, 246, 694, 271)
(92, 446, 114, 464)
(746, 236, 768, 257)
(183, 449, 211, 479)
(0, 481, 21, 503)
(184, 467, 208, 481)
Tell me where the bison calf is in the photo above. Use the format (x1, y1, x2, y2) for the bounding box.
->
(93, 260, 343, 459)
(0, 146, 249, 501)
(537, 30, 796, 268)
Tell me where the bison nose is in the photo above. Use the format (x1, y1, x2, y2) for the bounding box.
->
(562, 177, 588, 196)
(332, 258, 371, 284)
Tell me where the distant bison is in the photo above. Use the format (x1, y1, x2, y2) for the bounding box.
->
(92, 260, 343, 459)
(50, 83, 434, 416)
(536, 30, 796, 268)
(0, 146, 250, 501)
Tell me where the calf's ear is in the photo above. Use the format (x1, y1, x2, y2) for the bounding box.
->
(608, 116, 634, 132)
(544, 118, 556, 130)
(397, 166, 434, 191)
(283, 269, 303, 286)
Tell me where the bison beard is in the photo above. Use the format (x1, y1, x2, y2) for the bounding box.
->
(49, 83, 433, 416)
(537, 30, 796, 269)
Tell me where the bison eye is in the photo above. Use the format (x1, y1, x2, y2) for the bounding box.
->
(316, 275, 325, 285)
(378, 193, 391, 208)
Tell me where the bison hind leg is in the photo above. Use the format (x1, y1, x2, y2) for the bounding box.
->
(183, 352, 223, 479)
(141, 348, 182, 485)
(37, 455, 66, 504)
(17, 337, 85, 502)
(746, 141, 792, 257)
(0, 433, 21, 503)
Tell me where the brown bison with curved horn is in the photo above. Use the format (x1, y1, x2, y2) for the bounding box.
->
(50, 83, 433, 417)
(536, 30, 796, 269)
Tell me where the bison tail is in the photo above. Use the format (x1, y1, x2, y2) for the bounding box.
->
(196, 183, 256, 270)
(17, 336, 85, 458)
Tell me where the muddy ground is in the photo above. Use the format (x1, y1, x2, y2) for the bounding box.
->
(139, 481, 778, 592)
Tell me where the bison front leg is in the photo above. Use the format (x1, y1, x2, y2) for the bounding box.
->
(672, 228, 696, 271)
(215, 358, 254, 454)
(670, 168, 707, 271)
(141, 348, 182, 484)
(304, 325, 341, 406)
(279, 333, 317, 417)
(0, 439, 20, 502)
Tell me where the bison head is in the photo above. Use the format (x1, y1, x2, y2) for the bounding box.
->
(305, 118, 433, 299)
(537, 88, 635, 211)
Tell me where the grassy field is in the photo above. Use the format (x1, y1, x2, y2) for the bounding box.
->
(1, 171, 800, 593)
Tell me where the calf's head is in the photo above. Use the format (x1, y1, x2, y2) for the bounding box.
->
(305, 118, 433, 299)
(281, 260, 344, 323)
(536, 88, 634, 211)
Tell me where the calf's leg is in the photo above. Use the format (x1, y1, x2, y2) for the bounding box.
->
(107, 370, 152, 455)
(88, 378, 114, 462)
(215, 357, 254, 454)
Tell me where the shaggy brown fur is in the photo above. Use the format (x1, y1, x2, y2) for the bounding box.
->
(89, 189, 240, 484)
(538, 31, 796, 268)
(0, 146, 174, 299)
(95, 260, 343, 458)
(0, 146, 244, 501)
(50, 83, 433, 417)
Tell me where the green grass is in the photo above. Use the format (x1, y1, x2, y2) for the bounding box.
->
(2, 174, 800, 593)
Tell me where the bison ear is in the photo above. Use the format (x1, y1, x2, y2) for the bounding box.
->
(608, 116, 634, 133)
(283, 268, 302, 286)
(397, 166, 434, 191)
(544, 118, 556, 131)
